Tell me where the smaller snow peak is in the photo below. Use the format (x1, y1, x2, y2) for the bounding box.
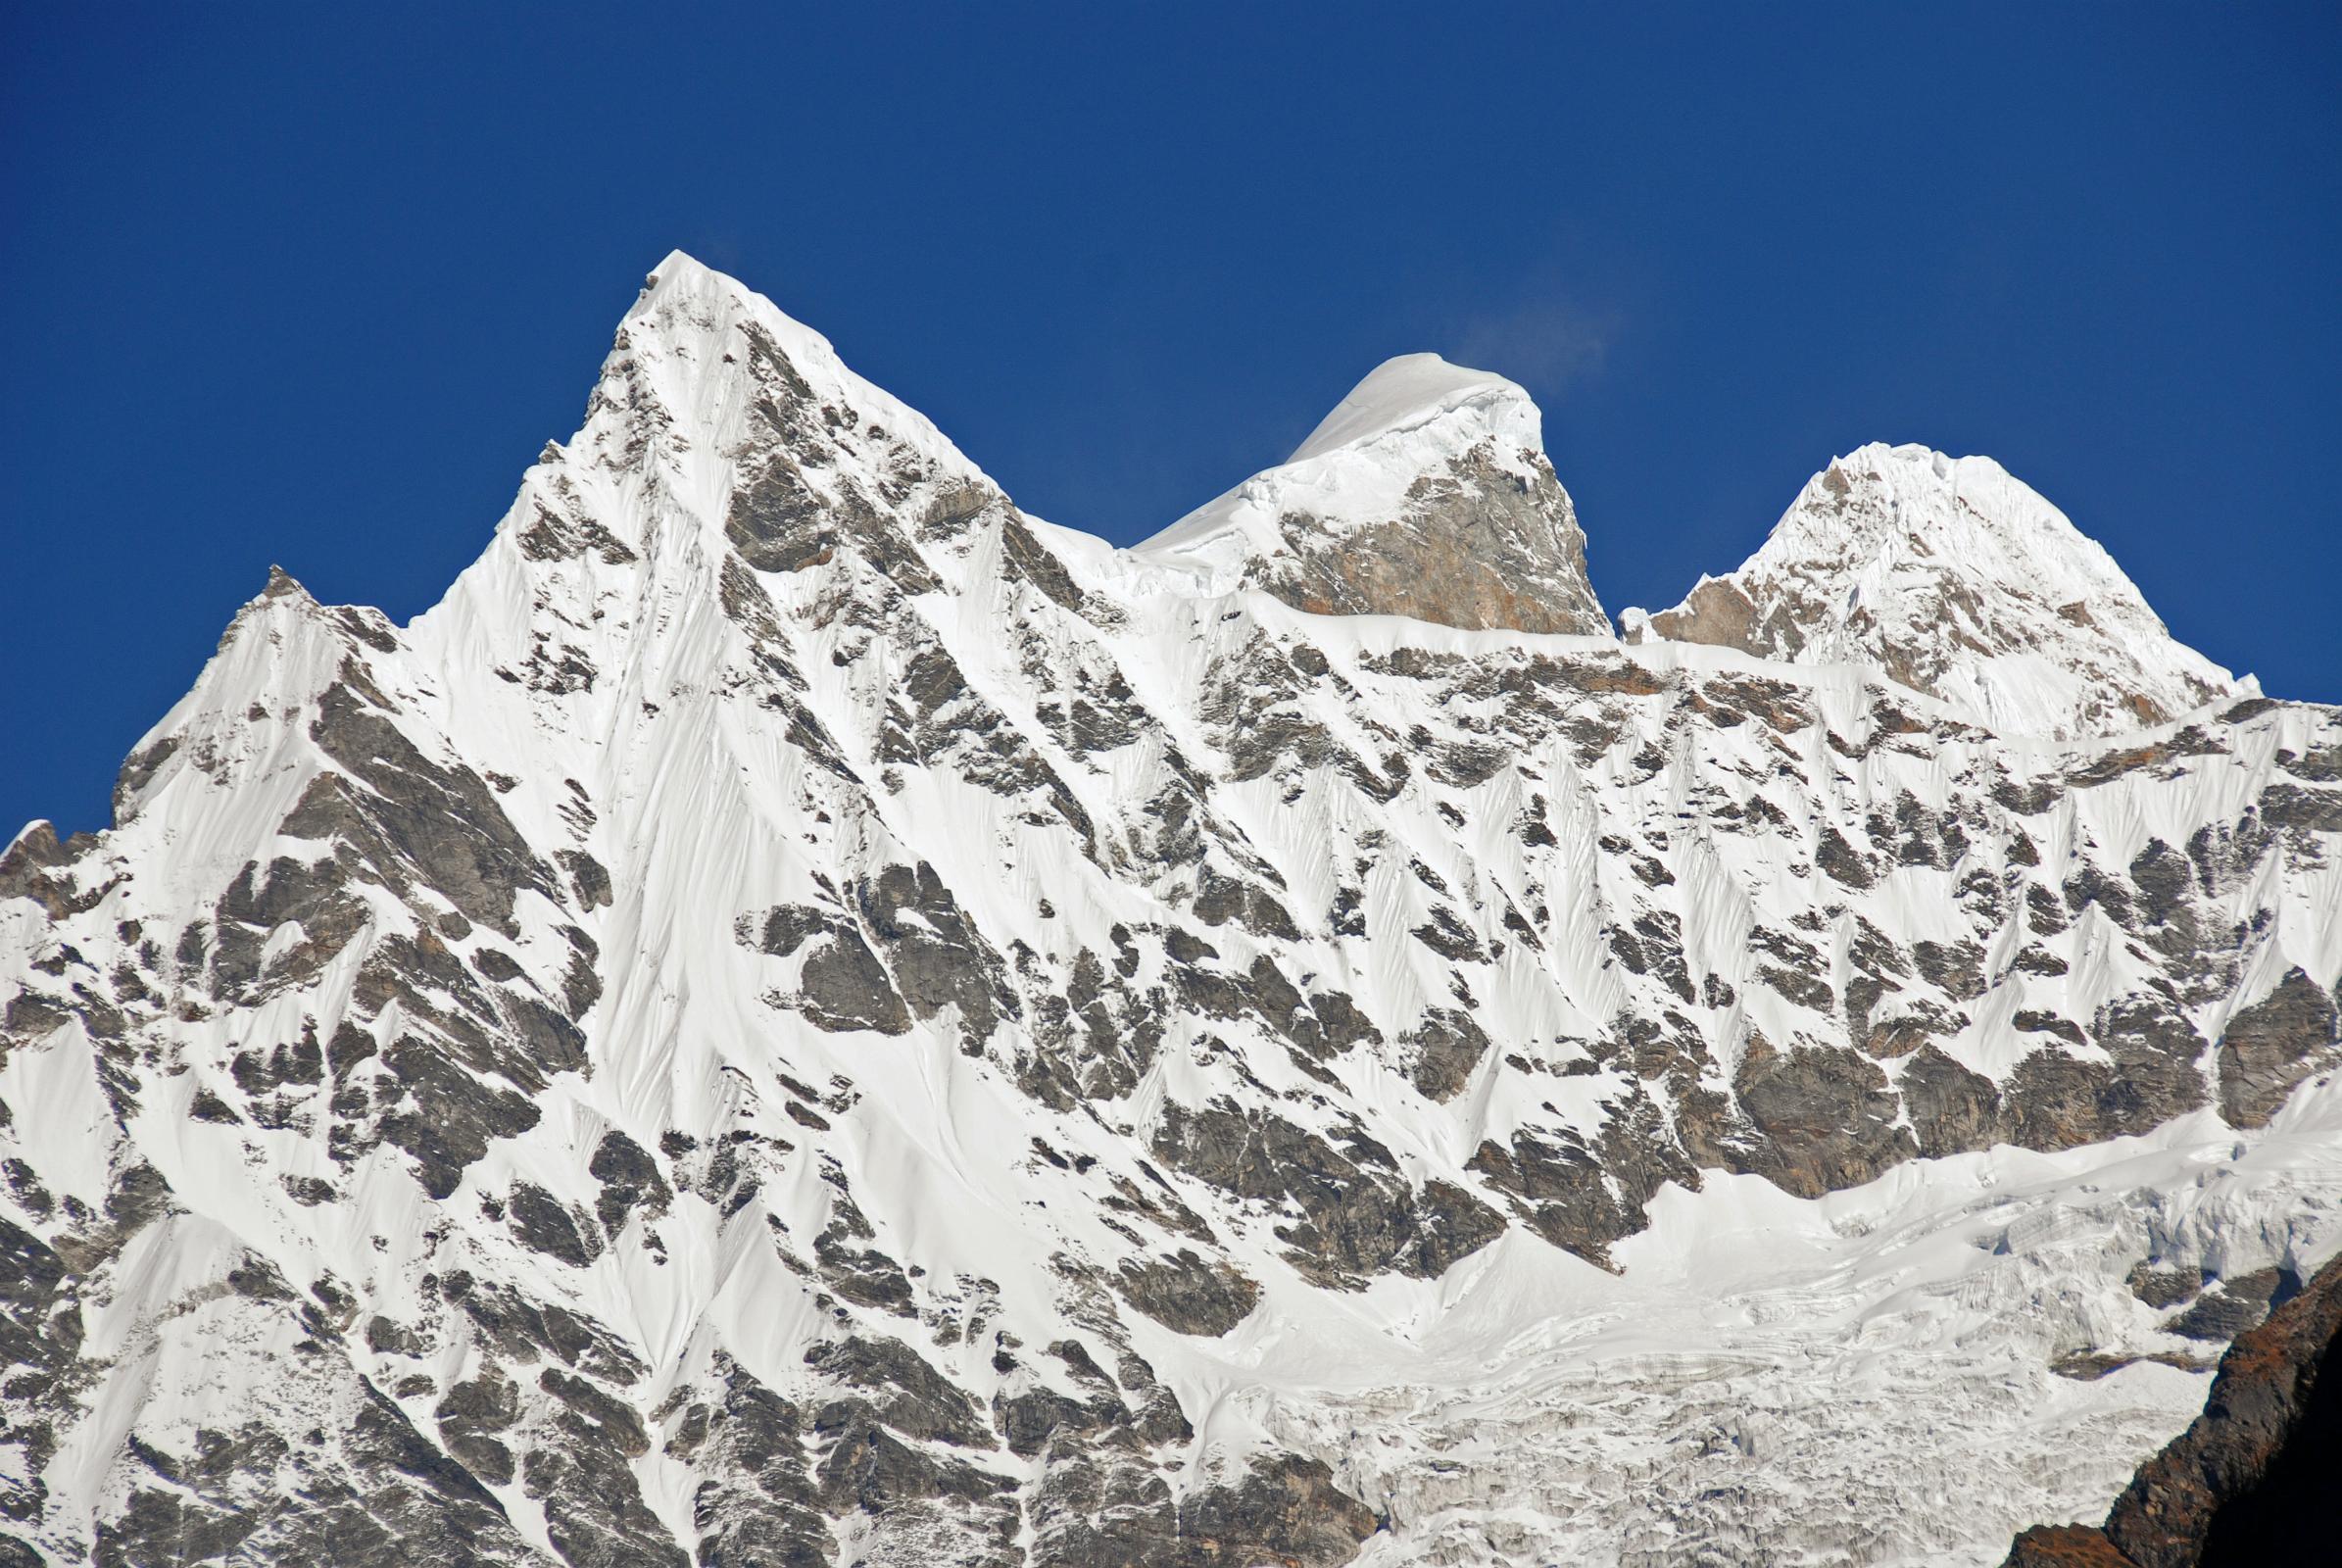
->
(215, 566, 372, 670)
(1843, 441, 1956, 485)
(1130, 352, 1606, 635)
(1766, 444, 2136, 616)
(626, 248, 819, 345)
(1635, 443, 2246, 738)
(614, 248, 840, 386)
(108, 558, 388, 836)
(636, 248, 769, 313)
(410, 253, 1022, 708)
(1286, 354, 1535, 465)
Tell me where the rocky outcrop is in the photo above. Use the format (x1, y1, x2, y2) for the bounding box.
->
(2216, 967, 2342, 1128)
(2006, 1526, 2141, 1568)
(1134, 354, 1609, 636)
(2002, 1250, 2342, 1567)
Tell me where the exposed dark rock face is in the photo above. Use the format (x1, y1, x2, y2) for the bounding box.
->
(1171, 1454, 1378, 1567)
(2005, 1525, 2139, 1567)
(1113, 1250, 1260, 1336)
(0, 821, 100, 921)
(0, 1217, 78, 1531)
(587, 1130, 670, 1238)
(507, 1183, 597, 1267)
(437, 1366, 524, 1487)
(525, 1365, 691, 1568)
(292, 677, 560, 936)
(1902, 1045, 2003, 1156)
(1467, 1097, 1700, 1270)
(2216, 968, 2341, 1128)
(2001, 1251, 2342, 1568)
(1405, 1007, 1490, 1102)
(95, 1392, 537, 1568)
(1998, 998, 2213, 1153)
(1254, 440, 1608, 636)
(857, 862, 1018, 1049)
(2132, 1265, 2287, 1348)
(722, 320, 951, 595)
(1730, 1038, 1916, 1198)
(672, 1356, 832, 1568)
(1154, 1100, 1504, 1286)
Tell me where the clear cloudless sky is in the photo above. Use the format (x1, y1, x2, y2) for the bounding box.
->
(4, 3, 2337, 837)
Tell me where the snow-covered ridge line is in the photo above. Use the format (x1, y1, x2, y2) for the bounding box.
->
(2, 250, 2337, 1568)
(618, 258, 2256, 738)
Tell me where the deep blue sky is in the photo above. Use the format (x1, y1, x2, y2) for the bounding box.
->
(5, 4, 2337, 837)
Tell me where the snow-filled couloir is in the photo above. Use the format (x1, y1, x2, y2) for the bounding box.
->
(4, 252, 2340, 1568)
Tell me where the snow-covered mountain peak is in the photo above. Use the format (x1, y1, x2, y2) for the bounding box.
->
(10, 251, 2340, 1568)
(607, 250, 996, 494)
(1283, 352, 1537, 465)
(640, 244, 721, 293)
(628, 247, 831, 368)
(1623, 440, 2250, 738)
(1134, 354, 1608, 635)
(1767, 443, 2125, 600)
(399, 251, 1047, 727)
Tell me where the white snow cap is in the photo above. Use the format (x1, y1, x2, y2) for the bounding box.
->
(1284, 353, 1537, 465)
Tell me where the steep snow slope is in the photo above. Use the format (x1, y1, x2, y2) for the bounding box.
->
(4, 253, 2340, 1568)
(1622, 443, 2251, 740)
